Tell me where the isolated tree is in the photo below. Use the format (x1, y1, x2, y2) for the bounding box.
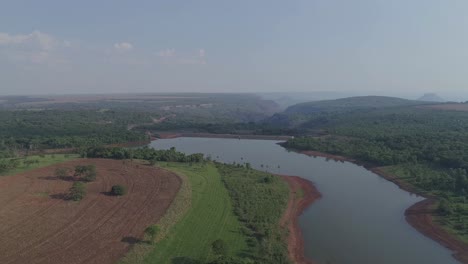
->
(82, 166, 97, 182)
(0, 159, 20, 174)
(211, 239, 228, 256)
(438, 199, 453, 216)
(111, 185, 126, 196)
(74, 165, 87, 178)
(144, 225, 159, 244)
(23, 159, 35, 167)
(55, 167, 71, 179)
(262, 176, 273, 183)
(149, 158, 157, 166)
(69, 182, 86, 201)
(74, 164, 97, 182)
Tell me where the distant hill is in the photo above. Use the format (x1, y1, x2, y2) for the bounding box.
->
(285, 96, 428, 114)
(418, 93, 445, 102)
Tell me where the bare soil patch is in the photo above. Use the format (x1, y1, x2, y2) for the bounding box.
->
(0, 159, 181, 264)
(281, 176, 321, 264)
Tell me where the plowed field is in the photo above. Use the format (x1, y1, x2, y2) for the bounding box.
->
(0, 159, 181, 264)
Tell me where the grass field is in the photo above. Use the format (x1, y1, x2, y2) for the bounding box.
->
(1, 154, 79, 176)
(142, 162, 248, 264)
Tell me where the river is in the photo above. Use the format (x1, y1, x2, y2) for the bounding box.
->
(149, 137, 458, 264)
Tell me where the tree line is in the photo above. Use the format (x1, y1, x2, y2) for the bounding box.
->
(82, 146, 204, 163)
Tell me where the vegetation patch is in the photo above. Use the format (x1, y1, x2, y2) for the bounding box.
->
(111, 185, 127, 196)
(217, 163, 291, 264)
(69, 182, 86, 201)
(74, 164, 97, 182)
(0, 154, 78, 176)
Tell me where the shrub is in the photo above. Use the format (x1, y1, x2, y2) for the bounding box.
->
(74, 164, 97, 182)
(438, 199, 453, 216)
(144, 225, 159, 244)
(111, 185, 127, 196)
(69, 182, 86, 201)
(211, 239, 228, 256)
(55, 167, 71, 179)
(149, 158, 157, 166)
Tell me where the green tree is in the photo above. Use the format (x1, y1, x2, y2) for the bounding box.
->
(69, 182, 86, 201)
(55, 167, 71, 179)
(211, 239, 228, 256)
(111, 185, 126, 196)
(149, 158, 157, 166)
(74, 164, 97, 182)
(145, 225, 159, 244)
(438, 199, 453, 216)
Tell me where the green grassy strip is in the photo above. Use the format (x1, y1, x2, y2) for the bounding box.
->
(1, 154, 79, 176)
(142, 162, 248, 264)
(119, 163, 193, 264)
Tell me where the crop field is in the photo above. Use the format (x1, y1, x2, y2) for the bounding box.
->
(0, 159, 181, 264)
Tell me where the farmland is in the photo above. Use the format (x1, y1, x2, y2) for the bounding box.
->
(0, 159, 181, 264)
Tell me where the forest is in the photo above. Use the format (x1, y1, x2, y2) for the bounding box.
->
(0, 110, 151, 152)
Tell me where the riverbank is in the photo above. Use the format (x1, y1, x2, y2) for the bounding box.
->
(294, 147, 468, 263)
(155, 132, 292, 140)
(281, 175, 322, 264)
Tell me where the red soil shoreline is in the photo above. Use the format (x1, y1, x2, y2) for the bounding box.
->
(298, 149, 468, 263)
(155, 132, 292, 140)
(281, 175, 322, 264)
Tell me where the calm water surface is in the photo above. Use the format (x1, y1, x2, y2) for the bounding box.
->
(150, 138, 458, 264)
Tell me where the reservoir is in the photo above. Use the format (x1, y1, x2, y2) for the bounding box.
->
(149, 137, 458, 264)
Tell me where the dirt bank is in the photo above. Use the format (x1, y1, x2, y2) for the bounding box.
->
(155, 132, 292, 140)
(295, 148, 468, 263)
(281, 176, 322, 264)
(406, 199, 468, 263)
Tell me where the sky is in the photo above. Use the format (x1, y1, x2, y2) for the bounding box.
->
(1, 0, 468, 100)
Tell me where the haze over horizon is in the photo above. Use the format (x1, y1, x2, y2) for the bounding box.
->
(1, 1, 468, 101)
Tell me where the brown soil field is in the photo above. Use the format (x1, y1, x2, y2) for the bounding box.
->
(281, 176, 321, 264)
(0, 159, 181, 264)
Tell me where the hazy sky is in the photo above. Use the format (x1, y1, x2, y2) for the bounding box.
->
(1, 0, 468, 99)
